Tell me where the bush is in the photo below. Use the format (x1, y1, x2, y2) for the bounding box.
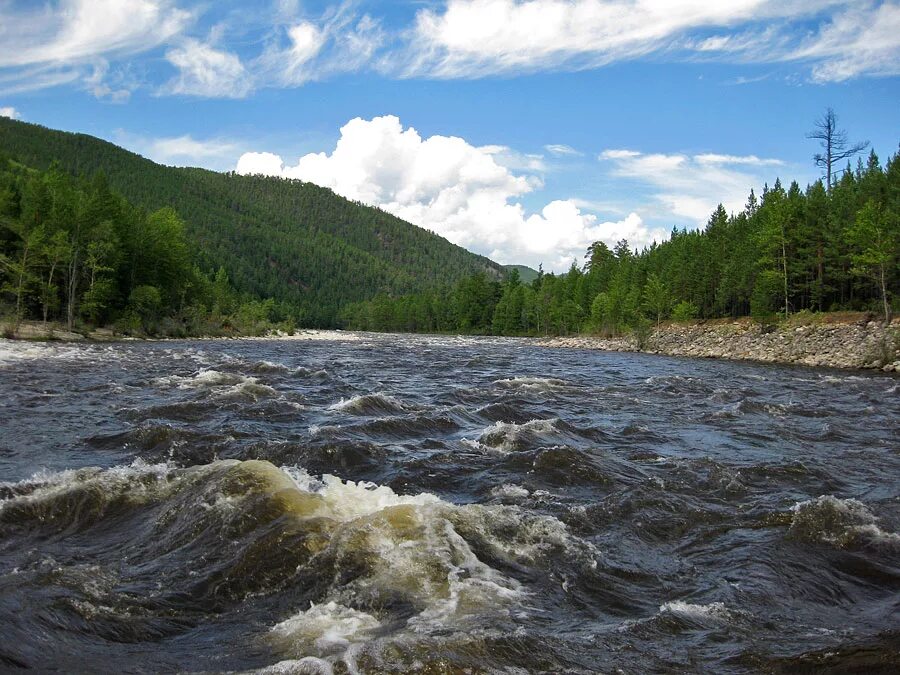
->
(751, 270, 781, 325)
(785, 309, 823, 327)
(115, 310, 143, 335)
(127, 285, 162, 333)
(630, 316, 653, 350)
(671, 300, 699, 322)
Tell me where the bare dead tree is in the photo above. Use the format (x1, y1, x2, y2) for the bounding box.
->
(807, 108, 869, 193)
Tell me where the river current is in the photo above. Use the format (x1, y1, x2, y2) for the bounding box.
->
(0, 333, 897, 673)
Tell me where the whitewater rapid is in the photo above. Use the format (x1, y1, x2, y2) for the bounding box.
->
(0, 334, 897, 672)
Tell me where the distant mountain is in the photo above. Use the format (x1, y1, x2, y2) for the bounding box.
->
(503, 265, 540, 284)
(0, 117, 503, 326)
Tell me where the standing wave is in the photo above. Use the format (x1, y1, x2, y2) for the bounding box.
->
(0, 459, 596, 672)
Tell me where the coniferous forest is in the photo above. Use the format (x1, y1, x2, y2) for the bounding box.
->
(343, 145, 900, 336)
(0, 117, 502, 333)
(0, 116, 897, 337)
(0, 157, 291, 336)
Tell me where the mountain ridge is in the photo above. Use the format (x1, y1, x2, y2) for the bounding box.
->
(0, 117, 503, 326)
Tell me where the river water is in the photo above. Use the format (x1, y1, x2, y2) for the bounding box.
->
(0, 333, 897, 673)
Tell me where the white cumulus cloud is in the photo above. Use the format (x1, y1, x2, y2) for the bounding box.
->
(237, 115, 663, 270)
(0, 106, 21, 119)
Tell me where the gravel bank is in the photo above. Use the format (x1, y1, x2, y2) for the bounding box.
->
(539, 318, 900, 371)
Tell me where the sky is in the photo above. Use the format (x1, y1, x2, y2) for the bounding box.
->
(1, 1, 898, 271)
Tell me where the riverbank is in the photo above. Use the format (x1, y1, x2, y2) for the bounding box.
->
(0, 319, 363, 344)
(0, 320, 113, 341)
(539, 315, 900, 372)
(5, 315, 899, 372)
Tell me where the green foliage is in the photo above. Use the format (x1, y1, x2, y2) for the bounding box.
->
(750, 269, 782, 324)
(671, 300, 699, 322)
(0, 117, 503, 327)
(343, 144, 899, 338)
(642, 273, 671, 327)
(845, 199, 897, 321)
(1, 117, 897, 339)
(0, 157, 293, 337)
(128, 285, 162, 330)
(630, 316, 654, 350)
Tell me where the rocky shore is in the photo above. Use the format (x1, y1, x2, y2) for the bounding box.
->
(5, 316, 899, 372)
(539, 317, 900, 372)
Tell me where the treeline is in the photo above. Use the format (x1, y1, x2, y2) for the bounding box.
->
(0, 158, 291, 336)
(341, 147, 899, 335)
(0, 117, 503, 327)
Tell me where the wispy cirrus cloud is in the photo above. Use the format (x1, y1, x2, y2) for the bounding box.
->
(385, 0, 899, 85)
(691, 1, 900, 82)
(114, 130, 243, 170)
(0, 0, 192, 96)
(389, 0, 834, 77)
(793, 1, 900, 82)
(544, 144, 584, 157)
(160, 6, 385, 97)
(0, 0, 191, 68)
(162, 39, 252, 98)
(599, 148, 787, 222)
(256, 9, 384, 88)
(0, 1, 897, 99)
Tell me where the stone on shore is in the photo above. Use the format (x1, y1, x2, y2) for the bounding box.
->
(537, 317, 900, 371)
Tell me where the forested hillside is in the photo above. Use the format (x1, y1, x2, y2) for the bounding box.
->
(342, 146, 900, 335)
(503, 265, 540, 284)
(0, 158, 292, 336)
(0, 117, 502, 326)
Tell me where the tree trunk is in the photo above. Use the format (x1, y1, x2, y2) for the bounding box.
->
(826, 133, 833, 193)
(881, 264, 891, 323)
(781, 236, 789, 316)
(67, 248, 79, 331)
(42, 262, 56, 325)
(816, 241, 824, 311)
(14, 243, 29, 332)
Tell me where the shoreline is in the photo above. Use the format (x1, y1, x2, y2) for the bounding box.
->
(538, 317, 900, 372)
(3, 317, 899, 372)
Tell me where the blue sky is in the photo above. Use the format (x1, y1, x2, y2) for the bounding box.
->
(1, 0, 898, 270)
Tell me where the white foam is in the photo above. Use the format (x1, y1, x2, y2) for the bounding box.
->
(220, 380, 278, 400)
(272, 601, 380, 655)
(659, 600, 732, 623)
(3, 457, 595, 672)
(267, 464, 602, 669)
(490, 484, 530, 500)
(327, 392, 409, 415)
(492, 376, 571, 391)
(473, 418, 559, 453)
(258, 658, 335, 674)
(0, 341, 131, 366)
(790, 495, 900, 548)
(154, 368, 244, 388)
(0, 458, 176, 512)
(0, 340, 54, 364)
(254, 360, 290, 373)
(281, 467, 443, 521)
(153, 368, 277, 399)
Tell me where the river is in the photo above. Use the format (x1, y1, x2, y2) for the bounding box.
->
(0, 334, 897, 673)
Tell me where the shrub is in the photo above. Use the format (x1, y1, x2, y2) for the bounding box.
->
(671, 300, 699, 322)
